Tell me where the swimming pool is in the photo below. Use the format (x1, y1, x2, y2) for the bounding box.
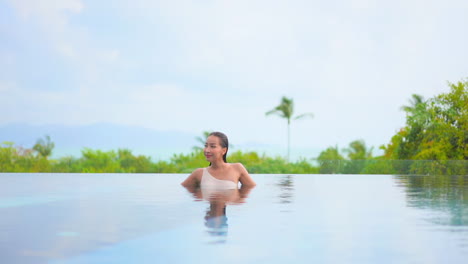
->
(1, 173, 467, 263)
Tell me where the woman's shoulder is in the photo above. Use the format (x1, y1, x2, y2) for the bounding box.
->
(191, 168, 205, 178)
(181, 167, 205, 187)
(228, 162, 247, 171)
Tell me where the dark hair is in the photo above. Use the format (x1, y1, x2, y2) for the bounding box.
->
(209, 131, 229, 163)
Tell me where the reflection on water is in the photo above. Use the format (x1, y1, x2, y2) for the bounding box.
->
(394, 175, 468, 226)
(204, 202, 229, 244)
(277, 175, 294, 204)
(2, 173, 468, 263)
(182, 185, 254, 244)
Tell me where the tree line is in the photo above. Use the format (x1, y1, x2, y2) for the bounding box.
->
(1, 79, 466, 175)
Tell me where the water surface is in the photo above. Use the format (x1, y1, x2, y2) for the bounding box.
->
(0, 173, 467, 263)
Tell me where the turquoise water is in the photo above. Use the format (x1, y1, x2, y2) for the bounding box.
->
(0, 173, 467, 264)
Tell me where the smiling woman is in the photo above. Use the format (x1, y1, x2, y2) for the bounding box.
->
(181, 131, 256, 189)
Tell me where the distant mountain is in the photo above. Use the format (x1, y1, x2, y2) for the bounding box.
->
(0, 123, 324, 161)
(0, 123, 199, 160)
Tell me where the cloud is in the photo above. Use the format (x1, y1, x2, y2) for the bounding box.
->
(5, 0, 123, 87)
(2, 0, 467, 152)
(8, 0, 83, 34)
(118, 0, 467, 100)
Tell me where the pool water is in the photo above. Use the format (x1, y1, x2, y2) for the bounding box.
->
(0, 173, 467, 264)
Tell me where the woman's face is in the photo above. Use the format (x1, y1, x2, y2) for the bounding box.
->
(204, 135, 227, 162)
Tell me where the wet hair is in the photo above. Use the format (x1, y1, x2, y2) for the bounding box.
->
(209, 131, 229, 163)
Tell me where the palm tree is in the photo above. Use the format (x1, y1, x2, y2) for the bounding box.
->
(266, 96, 313, 161)
(317, 146, 345, 174)
(344, 140, 373, 160)
(401, 94, 424, 114)
(401, 94, 427, 119)
(401, 94, 429, 125)
(33, 135, 55, 159)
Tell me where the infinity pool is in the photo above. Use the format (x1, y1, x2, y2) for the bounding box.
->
(1, 173, 467, 263)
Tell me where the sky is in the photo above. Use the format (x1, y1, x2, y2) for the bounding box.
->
(1, 0, 468, 158)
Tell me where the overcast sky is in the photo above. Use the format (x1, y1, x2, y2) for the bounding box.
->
(1, 0, 467, 157)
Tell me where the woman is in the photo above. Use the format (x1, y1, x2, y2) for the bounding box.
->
(181, 131, 256, 189)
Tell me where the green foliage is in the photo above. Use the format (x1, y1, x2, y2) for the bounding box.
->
(0, 142, 51, 172)
(33, 135, 55, 159)
(0, 140, 466, 174)
(52, 156, 81, 173)
(343, 140, 373, 174)
(193, 131, 211, 151)
(316, 140, 381, 175)
(151, 160, 178, 173)
(0, 142, 16, 172)
(344, 140, 373, 160)
(360, 159, 396, 175)
(118, 149, 152, 173)
(266, 96, 295, 124)
(170, 150, 208, 173)
(316, 146, 345, 173)
(227, 150, 317, 174)
(1, 79, 466, 175)
(0, 141, 321, 174)
(266, 96, 313, 161)
(79, 148, 120, 173)
(382, 79, 468, 174)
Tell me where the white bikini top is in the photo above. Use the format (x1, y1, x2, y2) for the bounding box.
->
(200, 168, 238, 190)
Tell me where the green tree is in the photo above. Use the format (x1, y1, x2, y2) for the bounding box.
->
(429, 80, 468, 160)
(0, 142, 47, 172)
(266, 96, 313, 161)
(0, 142, 16, 171)
(316, 146, 344, 174)
(118, 149, 152, 173)
(343, 140, 373, 174)
(171, 150, 207, 173)
(52, 156, 80, 173)
(33, 135, 55, 159)
(80, 148, 120, 173)
(383, 79, 468, 175)
(361, 158, 396, 175)
(344, 140, 373, 160)
(401, 94, 425, 116)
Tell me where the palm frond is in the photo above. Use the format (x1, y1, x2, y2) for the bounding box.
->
(294, 113, 314, 120)
(401, 94, 424, 112)
(265, 108, 280, 116)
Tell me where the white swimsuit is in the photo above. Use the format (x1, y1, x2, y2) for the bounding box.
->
(200, 168, 238, 189)
(201, 168, 237, 201)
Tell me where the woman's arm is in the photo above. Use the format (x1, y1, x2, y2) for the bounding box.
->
(235, 163, 256, 187)
(182, 185, 203, 200)
(238, 183, 255, 198)
(181, 168, 203, 187)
